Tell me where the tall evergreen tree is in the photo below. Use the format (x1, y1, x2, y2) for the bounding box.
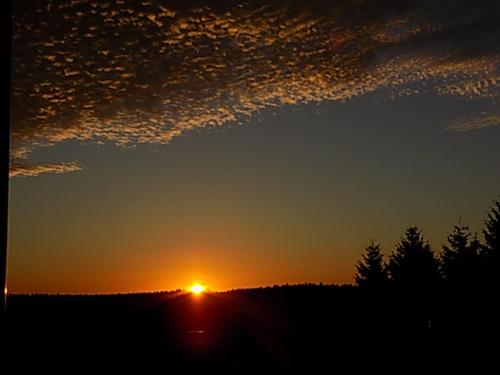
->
(441, 222, 481, 288)
(481, 199, 500, 286)
(483, 200, 500, 255)
(387, 226, 440, 291)
(355, 241, 388, 288)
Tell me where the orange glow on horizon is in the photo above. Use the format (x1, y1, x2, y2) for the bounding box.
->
(6, 240, 355, 294)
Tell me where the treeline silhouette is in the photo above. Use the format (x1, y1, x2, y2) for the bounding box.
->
(355, 199, 500, 291)
(5, 200, 500, 373)
(353, 199, 500, 340)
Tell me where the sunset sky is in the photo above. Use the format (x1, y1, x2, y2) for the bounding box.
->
(8, 0, 500, 293)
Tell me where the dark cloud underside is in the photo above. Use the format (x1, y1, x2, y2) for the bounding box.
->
(11, 0, 500, 176)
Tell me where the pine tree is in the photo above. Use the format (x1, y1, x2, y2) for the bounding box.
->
(483, 200, 500, 255)
(387, 226, 440, 291)
(481, 199, 500, 286)
(355, 241, 388, 288)
(441, 222, 481, 288)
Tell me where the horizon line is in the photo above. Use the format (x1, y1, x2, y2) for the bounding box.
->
(7, 282, 355, 297)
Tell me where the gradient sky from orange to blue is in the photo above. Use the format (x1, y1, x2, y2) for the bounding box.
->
(8, 0, 500, 293)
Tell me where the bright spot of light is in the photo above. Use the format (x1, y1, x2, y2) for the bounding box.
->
(190, 283, 205, 295)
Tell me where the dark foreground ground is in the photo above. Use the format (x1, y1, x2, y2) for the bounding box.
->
(5, 284, 499, 373)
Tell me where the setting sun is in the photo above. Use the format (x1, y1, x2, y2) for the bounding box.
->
(190, 283, 206, 295)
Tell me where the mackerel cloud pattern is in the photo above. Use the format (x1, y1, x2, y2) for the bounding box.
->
(11, 0, 500, 176)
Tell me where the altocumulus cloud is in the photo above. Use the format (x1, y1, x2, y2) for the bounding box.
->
(11, 0, 500, 176)
(9, 161, 82, 178)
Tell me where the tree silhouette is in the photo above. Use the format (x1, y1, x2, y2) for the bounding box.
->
(481, 199, 500, 287)
(441, 221, 481, 288)
(355, 241, 388, 288)
(387, 226, 440, 292)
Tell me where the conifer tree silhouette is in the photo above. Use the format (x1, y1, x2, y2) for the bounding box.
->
(387, 226, 440, 292)
(441, 221, 481, 289)
(481, 199, 500, 287)
(355, 241, 388, 288)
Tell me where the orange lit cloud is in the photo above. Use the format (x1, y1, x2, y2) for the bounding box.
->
(447, 112, 500, 132)
(9, 161, 82, 178)
(11, 0, 500, 176)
